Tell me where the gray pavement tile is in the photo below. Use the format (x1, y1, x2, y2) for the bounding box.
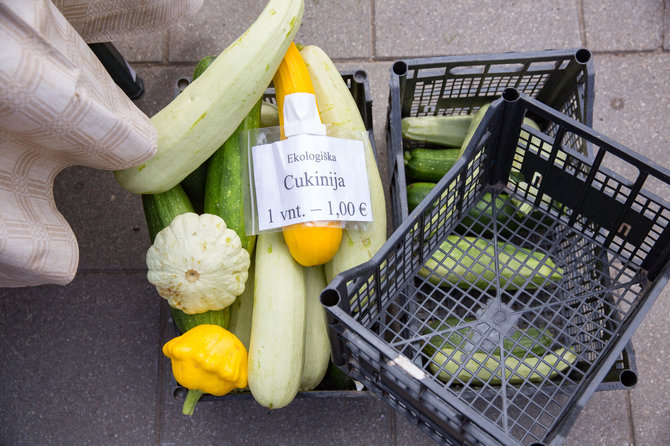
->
(293, 0, 372, 59)
(168, 0, 371, 63)
(562, 390, 633, 446)
(374, 0, 582, 58)
(160, 384, 393, 445)
(53, 166, 150, 272)
(394, 411, 451, 446)
(0, 273, 161, 445)
(132, 65, 197, 118)
(583, 0, 664, 51)
(666, 0, 670, 49)
(585, 52, 670, 445)
(113, 30, 166, 63)
(630, 285, 670, 446)
(590, 53, 670, 171)
(330, 61, 392, 178)
(393, 389, 634, 446)
(168, 1, 260, 63)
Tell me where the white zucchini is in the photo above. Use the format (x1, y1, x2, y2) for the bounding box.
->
(300, 265, 331, 391)
(248, 231, 306, 409)
(300, 45, 387, 283)
(114, 0, 304, 194)
(228, 262, 254, 351)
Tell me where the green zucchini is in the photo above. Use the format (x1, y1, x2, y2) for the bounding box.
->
(401, 115, 473, 147)
(301, 265, 331, 391)
(455, 192, 518, 236)
(419, 235, 563, 291)
(179, 164, 207, 214)
(260, 101, 280, 127)
(141, 186, 230, 333)
(192, 55, 217, 80)
(178, 55, 219, 214)
(407, 182, 437, 213)
(204, 99, 261, 255)
(404, 148, 460, 182)
(227, 262, 254, 350)
(408, 184, 517, 234)
(428, 345, 576, 385)
(423, 317, 575, 385)
(424, 318, 553, 359)
(458, 103, 491, 158)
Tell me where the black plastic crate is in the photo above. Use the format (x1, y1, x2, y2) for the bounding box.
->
(387, 48, 594, 228)
(167, 70, 375, 402)
(385, 48, 637, 393)
(321, 90, 670, 445)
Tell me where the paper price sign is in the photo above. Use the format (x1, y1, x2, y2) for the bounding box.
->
(251, 133, 372, 231)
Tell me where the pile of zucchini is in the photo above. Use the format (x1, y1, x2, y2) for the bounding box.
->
(401, 110, 576, 386)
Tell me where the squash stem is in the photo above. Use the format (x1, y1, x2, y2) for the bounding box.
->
(182, 389, 204, 416)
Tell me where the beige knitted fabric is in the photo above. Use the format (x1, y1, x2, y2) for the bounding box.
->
(53, 0, 204, 43)
(0, 0, 157, 287)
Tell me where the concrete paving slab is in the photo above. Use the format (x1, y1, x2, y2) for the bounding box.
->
(168, 0, 371, 63)
(590, 53, 670, 174)
(131, 65, 197, 118)
(113, 30, 166, 63)
(394, 411, 452, 446)
(53, 166, 150, 272)
(562, 390, 633, 446)
(168, 1, 260, 63)
(583, 0, 664, 51)
(588, 52, 670, 446)
(391, 386, 634, 445)
(293, 0, 373, 59)
(161, 393, 394, 445)
(665, 0, 670, 49)
(375, 0, 582, 58)
(630, 285, 670, 446)
(0, 273, 161, 445)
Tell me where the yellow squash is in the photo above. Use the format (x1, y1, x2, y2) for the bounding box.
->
(273, 42, 342, 267)
(163, 324, 248, 415)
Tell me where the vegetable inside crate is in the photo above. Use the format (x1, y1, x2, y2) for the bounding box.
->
(167, 69, 377, 402)
(322, 90, 670, 446)
(386, 48, 637, 394)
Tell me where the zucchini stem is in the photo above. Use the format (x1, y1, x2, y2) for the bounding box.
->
(182, 389, 204, 416)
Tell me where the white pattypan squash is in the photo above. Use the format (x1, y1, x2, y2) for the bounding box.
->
(146, 212, 250, 314)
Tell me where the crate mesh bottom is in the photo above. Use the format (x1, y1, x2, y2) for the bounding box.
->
(344, 187, 646, 444)
(338, 111, 664, 443)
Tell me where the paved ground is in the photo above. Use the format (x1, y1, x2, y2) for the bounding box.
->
(1, 0, 669, 445)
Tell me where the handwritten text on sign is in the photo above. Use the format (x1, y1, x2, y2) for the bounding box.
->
(251, 133, 372, 231)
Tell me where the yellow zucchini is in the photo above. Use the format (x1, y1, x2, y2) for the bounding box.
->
(273, 42, 343, 267)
